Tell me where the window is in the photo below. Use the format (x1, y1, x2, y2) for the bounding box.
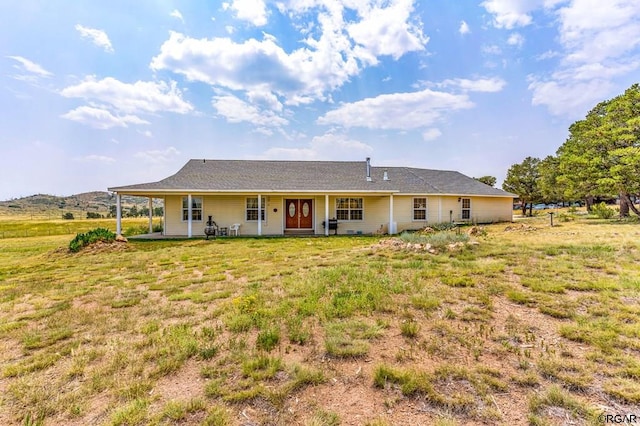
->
(461, 198, 471, 220)
(413, 198, 427, 221)
(182, 196, 202, 221)
(336, 197, 363, 221)
(246, 197, 266, 221)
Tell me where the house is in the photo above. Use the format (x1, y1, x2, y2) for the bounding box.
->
(108, 158, 516, 237)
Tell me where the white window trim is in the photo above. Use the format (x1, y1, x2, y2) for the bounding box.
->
(335, 197, 364, 221)
(461, 197, 471, 220)
(246, 197, 266, 222)
(412, 197, 428, 221)
(181, 196, 203, 222)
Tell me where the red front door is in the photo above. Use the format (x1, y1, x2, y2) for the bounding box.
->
(285, 199, 313, 229)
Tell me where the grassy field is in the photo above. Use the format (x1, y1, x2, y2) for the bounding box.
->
(0, 214, 639, 425)
(0, 216, 161, 239)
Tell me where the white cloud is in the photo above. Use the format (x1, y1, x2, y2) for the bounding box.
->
(558, 0, 640, 64)
(138, 130, 154, 138)
(526, 0, 640, 116)
(528, 77, 613, 116)
(262, 132, 373, 160)
(346, 0, 428, 61)
(430, 77, 506, 92)
(481, 0, 542, 29)
(536, 50, 561, 60)
(422, 128, 442, 141)
(212, 94, 288, 127)
(317, 89, 473, 130)
(151, 2, 428, 109)
(459, 21, 470, 35)
(75, 24, 114, 53)
(7, 56, 52, 77)
(224, 0, 268, 26)
(134, 147, 181, 164)
(170, 9, 184, 23)
(552, 60, 640, 82)
(507, 32, 525, 47)
(151, 32, 313, 99)
(61, 106, 149, 129)
(246, 89, 283, 112)
(77, 155, 116, 164)
(60, 76, 193, 115)
(482, 44, 502, 55)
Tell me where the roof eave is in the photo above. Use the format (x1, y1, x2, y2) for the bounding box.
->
(108, 188, 402, 195)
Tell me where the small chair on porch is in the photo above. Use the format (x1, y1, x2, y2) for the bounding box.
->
(204, 216, 218, 240)
(229, 223, 241, 236)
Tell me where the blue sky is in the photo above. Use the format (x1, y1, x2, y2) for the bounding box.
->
(1, 0, 639, 200)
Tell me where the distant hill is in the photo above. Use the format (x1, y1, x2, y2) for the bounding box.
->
(0, 191, 162, 219)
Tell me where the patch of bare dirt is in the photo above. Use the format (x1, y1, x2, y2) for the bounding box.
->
(371, 238, 473, 254)
(80, 240, 130, 255)
(51, 239, 130, 256)
(147, 358, 206, 422)
(59, 392, 111, 426)
(504, 224, 538, 232)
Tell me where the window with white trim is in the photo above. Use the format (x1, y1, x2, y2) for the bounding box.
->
(413, 197, 427, 221)
(336, 197, 363, 221)
(461, 198, 471, 220)
(182, 196, 202, 221)
(246, 197, 266, 221)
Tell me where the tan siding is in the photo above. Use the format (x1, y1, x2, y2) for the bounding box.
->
(314, 196, 327, 234)
(164, 195, 207, 236)
(441, 196, 513, 224)
(164, 193, 512, 236)
(393, 196, 442, 232)
(392, 196, 513, 232)
(441, 196, 461, 223)
(466, 197, 513, 223)
(393, 196, 413, 232)
(206, 195, 284, 236)
(327, 196, 390, 235)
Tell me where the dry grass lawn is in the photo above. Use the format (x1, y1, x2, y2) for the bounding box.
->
(0, 213, 639, 425)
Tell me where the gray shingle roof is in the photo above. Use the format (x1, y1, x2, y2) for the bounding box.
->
(109, 159, 516, 197)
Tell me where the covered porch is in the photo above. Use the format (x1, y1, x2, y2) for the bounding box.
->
(112, 191, 399, 238)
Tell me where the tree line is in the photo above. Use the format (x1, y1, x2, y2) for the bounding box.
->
(61, 206, 164, 220)
(502, 83, 640, 217)
(107, 205, 164, 218)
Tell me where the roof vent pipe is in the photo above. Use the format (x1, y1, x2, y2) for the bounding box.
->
(366, 157, 372, 182)
(383, 170, 389, 181)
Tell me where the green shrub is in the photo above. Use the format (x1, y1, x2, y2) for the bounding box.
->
(69, 228, 116, 252)
(431, 222, 458, 231)
(256, 328, 280, 352)
(591, 202, 615, 219)
(557, 213, 575, 222)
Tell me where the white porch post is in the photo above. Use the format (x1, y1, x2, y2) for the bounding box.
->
(438, 197, 442, 222)
(187, 194, 193, 238)
(389, 194, 395, 234)
(116, 193, 122, 235)
(148, 197, 153, 233)
(325, 194, 329, 236)
(162, 196, 166, 236)
(257, 194, 262, 236)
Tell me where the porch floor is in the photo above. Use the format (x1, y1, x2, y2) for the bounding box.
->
(127, 232, 331, 240)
